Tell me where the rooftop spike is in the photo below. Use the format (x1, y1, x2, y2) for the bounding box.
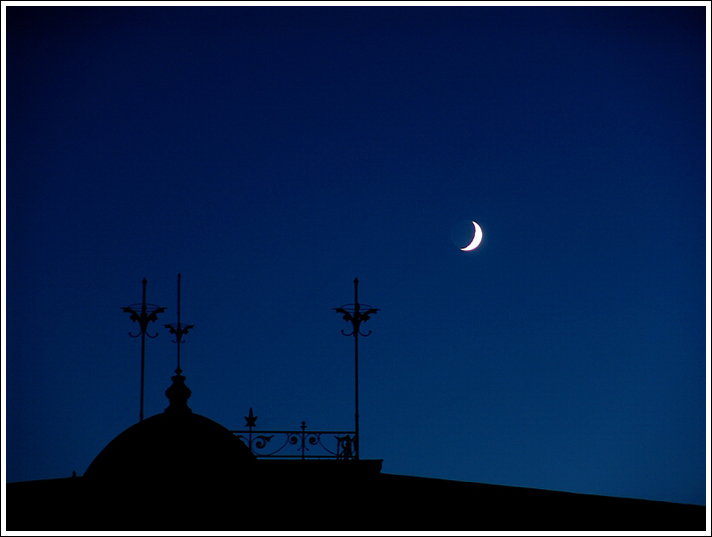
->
(165, 273, 194, 375)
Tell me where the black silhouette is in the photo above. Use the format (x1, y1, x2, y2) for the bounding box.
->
(6, 368, 706, 531)
(122, 278, 166, 422)
(6, 279, 705, 530)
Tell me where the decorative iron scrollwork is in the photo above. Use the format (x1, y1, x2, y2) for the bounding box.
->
(122, 279, 165, 339)
(233, 409, 356, 460)
(334, 303, 378, 337)
(336, 435, 354, 460)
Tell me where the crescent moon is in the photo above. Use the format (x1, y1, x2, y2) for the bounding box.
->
(461, 221, 483, 251)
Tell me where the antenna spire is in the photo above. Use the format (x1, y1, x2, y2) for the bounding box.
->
(165, 274, 194, 375)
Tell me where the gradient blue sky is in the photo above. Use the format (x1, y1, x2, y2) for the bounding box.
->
(4, 4, 709, 507)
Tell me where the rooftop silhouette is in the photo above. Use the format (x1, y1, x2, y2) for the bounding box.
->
(5, 279, 706, 531)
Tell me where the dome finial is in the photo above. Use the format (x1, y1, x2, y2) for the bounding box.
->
(165, 371, 192, 414)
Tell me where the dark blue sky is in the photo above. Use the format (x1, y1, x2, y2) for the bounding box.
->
(4, 5, 708, 506)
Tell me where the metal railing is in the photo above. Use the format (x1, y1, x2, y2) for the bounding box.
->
(231, 409, 355, 460)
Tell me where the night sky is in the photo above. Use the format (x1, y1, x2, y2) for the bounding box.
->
(4, 5, 708, 507)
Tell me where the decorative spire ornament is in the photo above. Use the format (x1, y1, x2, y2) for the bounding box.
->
(164, 274, 194, 375)
(334, 278, 378, 460)
(122, 278, 166, 422)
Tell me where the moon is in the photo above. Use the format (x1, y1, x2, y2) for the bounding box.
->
(460, 221, 483, 251)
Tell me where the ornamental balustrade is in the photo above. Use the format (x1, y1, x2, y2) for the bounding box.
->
(231, 408, 356, 460)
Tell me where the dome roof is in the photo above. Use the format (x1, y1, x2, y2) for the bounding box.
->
(84, 373, 255, 484)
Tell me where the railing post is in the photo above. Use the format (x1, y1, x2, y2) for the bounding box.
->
(300, 421, 307, 460)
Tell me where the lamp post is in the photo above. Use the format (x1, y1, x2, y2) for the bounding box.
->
(334, 278, 378, 460)
(122, 278, 166, 422)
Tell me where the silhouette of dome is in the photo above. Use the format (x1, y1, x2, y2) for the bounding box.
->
(84, 372, 255, 485)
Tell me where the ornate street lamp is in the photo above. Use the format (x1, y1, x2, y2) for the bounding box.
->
(122, 278, 166, 422)
(334, 277, 378, 460)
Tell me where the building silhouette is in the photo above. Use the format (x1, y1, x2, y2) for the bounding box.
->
(5, 277, 706, 530)
(6, 368, 705, 530)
